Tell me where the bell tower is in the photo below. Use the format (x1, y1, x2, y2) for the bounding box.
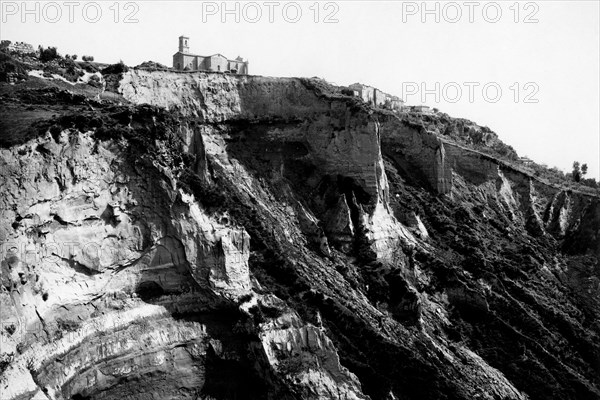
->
(179, 35, 189, 54)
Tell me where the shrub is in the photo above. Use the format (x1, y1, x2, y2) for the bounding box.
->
(88, 74, 102, 88)
(57, 318, 81, 332)
(81, 62, 98, 73)
(42, 64, 59, 77)
(60, 58, 81, 82)
(101, 61, 129, 75)
(581, 178, 598, 189)
(0, 52, 28, 82)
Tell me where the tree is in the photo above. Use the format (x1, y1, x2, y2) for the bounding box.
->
(39, 46, 59, 62)
(71, 54, 77, 60)
(581, 163, 588, 177)
(572, 161, 581, 182)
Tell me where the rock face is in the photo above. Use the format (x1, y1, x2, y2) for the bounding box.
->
(0, 68, 599, 400)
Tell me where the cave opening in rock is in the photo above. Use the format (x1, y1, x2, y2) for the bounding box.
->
(135, 281, 165, 302)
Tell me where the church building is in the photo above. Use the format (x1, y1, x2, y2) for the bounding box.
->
(172, 36, 249, 74)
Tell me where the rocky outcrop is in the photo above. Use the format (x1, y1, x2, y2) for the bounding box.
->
(323, 194, 355, 252)
(0, 115, 258, 398)
(379, 112, 600, 257)
(247, 295, 368, 400)
(379, 117, 452, 194)
(177, 192, 252, 296)
(119, 71, 330, 121)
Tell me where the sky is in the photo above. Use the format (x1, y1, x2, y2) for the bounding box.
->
(2, 0, 599, 179)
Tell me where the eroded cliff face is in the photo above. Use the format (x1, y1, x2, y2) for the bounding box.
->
(0, 79, 371, 400)
(119, 70, 416, 264)
(0, 70, 599, 400)
(378, 112, 600, 258)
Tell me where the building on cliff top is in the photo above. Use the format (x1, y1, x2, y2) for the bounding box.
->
(173, 36, 249, 74)
(348, 83, 404, 111)
(0, 40, 36, 54)
(406, 105, 433, 114)
(520, 156, 534, 166)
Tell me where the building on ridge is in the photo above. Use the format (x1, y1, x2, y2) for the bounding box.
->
(172, 36, 249, 74)
(0, 40, 36, 54)
(348, 83, 404, 111)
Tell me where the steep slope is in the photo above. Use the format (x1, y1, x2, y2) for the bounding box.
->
(0, 69, 598, 400)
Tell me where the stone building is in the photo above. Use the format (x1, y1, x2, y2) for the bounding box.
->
(520, 156, 534, 166)
(172, 36, 249, 74)
(411, 105, 432, 113)
(348, 83, 404, 111)
(387, 95, 404, 111)
(0, 40, 36, 54)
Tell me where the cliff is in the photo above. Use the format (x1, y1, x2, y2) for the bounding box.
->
(0, 67, 598, 400)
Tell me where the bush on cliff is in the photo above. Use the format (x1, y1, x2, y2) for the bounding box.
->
(101, 61, 129, 75)
(0, 52, 28, 82)
(135, 60, 169, 71)
(39, 46, 60, 62)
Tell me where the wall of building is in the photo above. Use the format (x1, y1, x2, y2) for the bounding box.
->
(373, 90, 387, 107)
(173, 54, 182, 70)
(357, 86, 375, 104)
(228, 61, 247, 74)
(174, 54, 205, 71)
(208, 55, 228, 72)
(190, 55, 202, 70)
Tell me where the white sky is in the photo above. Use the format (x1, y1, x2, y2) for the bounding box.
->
(2, 0, 599, 179)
